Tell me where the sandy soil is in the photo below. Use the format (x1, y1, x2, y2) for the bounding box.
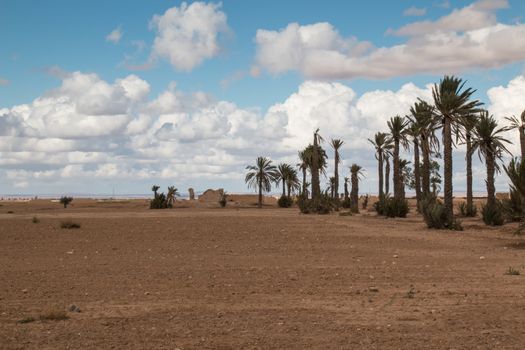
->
(1, 199, 525, 349)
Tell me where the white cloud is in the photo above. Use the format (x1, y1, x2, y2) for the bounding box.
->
(106, 26, 123, 44)
(0, 69, 519, 195)
(149, 1, 229, 71)
(254, 0, 525, 80)
(403, 7, 427, 17)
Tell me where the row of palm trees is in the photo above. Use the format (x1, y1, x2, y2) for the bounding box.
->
(370, 75, 521, 226)
(245, 131, 364, 210)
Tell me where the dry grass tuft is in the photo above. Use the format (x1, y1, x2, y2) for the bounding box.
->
(60, 220, 81, 229)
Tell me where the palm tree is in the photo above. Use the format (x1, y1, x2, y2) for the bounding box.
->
(330, 139, 344, 199)
(301, 142, 328, 197)
(311, 129, 324, 200)
(460, 113, 478, 216)
(297, 151, 309, 196)
(505, 157, 525, 209)
(505, 109, 525, 159)
(350, 164, 364, 213)
(388, 116, 409, 201)
(151, 185, 160, 197)
(471, 111, 511, 207)
(245, 157, 279, 208)
(328, 176, 336, 198)
(276, 163, 290, 197)
(410, 100, 439, 198)
(343, 177, 350, 200)
(433, 76, 482, 223)
(368, 132, 392, 196)
(406, 121, 422, 208)
(285, 167, 301, 197)
(399, 159, 411, 200)
(166, 186, 179, 208)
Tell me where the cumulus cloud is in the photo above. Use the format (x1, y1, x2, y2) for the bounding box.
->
(106, 26, 123, 44)
(149, 1, 229, 71)
(254, 0, 525, 80)
(0, 69, 520, 195)
(403, 6, 427, 17)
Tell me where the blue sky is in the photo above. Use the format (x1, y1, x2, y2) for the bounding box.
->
(1, 0, 525, 195)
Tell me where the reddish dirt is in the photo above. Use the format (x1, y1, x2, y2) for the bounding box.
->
(1, 199, 525, 349)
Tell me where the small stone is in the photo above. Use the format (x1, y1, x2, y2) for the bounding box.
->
(68, 304, 81, 313)
(144, 291, 150, 295)
(21, 289, 28, 294)
(479, 256, 485, 260)
(393, 254, 398, 258)
(368, 286, 379, 292)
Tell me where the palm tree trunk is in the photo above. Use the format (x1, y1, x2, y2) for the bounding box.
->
(287, 184, 291, 197)
(385, 156, 390, 195)
(466, 132, 473, 213)
(351, 173, 359, 212)
(518, 127, 525, 159)
(312, 138, 320, 200)
(258, 180, 263, 208)
(378, 153, 384, 196)
(282, 180, 286, 197)
(302, 168, 307, 197)
(421, 137, 430, 196)
(334, 153, 339, 199)
(486, 153, 496, 207)
(443, 118, 454, 223)
(414, 138, 421, 209)
(393, 140, 401, 200)
(344, 182, 349, 200)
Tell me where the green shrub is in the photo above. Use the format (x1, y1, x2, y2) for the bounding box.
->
(341, 198, 351, 209)
(150, 193, 168, 209)
(297, 194, 335, 215)
(421, 195, 462, 230)
(374, 194, 409, 218)
(502, 189, 523, 222)
(219, 192, 228, 208)
(482, 201, 505, 226)
(59, 196, 73, 208)
(278, 195, 293, 208)
(373, 194, 390, 215)
(458, 201, 477, 217)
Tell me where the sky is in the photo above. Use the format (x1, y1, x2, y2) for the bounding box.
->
(1, 0, 525, 196)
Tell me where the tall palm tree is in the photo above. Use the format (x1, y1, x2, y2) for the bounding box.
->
(433, 76, 482, 223)
(301, 142, 328, 197)
(410, 100, 439, 197)
(330, 139, 345, 199)
(245, 157, 279, 208)
(406, 121, 422, 208)
(505, 109, 525, 159)
(297, 151, 309, 196)
(276, 163, 290, 197)
(350, 164, 364, 213)
(471, 111, 511, 207)
(368, 132, 392, 196)
(311, 129, 324, 200)
(388, 115, 409, 201)
(460, 113, 478, 215)
(343, 177, 350, 200)
(399, 159, 411, 200)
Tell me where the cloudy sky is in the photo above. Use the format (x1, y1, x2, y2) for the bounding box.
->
(1, 0, 525, 196)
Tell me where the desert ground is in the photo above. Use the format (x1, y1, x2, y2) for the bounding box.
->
(1, 198, 525, 349)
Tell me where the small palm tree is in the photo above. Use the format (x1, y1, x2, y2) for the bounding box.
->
(505, 109, 525, 159)
(151, 185, 160, 197)
(276, 163, 290, 198)
(388, 115, 409, 201)
(297, 151, 309, 196)
(460, 113, 478, 216)
(368, 132, 392, 196)
(433, 75, 482, 224)
(471, 111, 511, 208)
(166, 186, 179, 208)
(245, 157, 279, 208)
(285, 166, 301, 197)
(350, 164, 364, 213)
(330, 139, 345, 199)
